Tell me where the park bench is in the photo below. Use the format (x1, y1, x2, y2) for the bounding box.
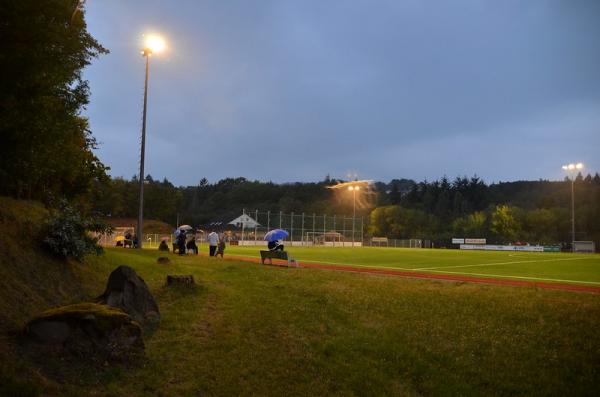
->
(260, 250, 299, 267)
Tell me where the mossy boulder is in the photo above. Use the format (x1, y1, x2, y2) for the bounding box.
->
(24, 303, 143, 361)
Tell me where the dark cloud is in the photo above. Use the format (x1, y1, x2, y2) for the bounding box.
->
(84, 0, 600, 185)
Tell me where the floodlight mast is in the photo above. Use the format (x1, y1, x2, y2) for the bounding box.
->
(348, 186, 360, 247)
(327, 181, 371, 247)
(562, 162, 584, 252)
(137, 35, 165, 249)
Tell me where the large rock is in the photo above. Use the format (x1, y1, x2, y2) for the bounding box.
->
(97, 265, 160, 325)
(24, 303, 143, 361)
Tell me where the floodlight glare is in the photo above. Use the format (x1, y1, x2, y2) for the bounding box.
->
(348, 186, 354, 191)
(144, 35, 166, 54)
(561, 160, 586, 253)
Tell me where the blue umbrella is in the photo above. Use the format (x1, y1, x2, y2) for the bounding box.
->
(264, 229, 289, 242)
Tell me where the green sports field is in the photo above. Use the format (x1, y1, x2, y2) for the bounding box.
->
(222, 246, 600, 286)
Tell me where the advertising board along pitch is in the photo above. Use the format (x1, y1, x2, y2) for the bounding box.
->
(460, 244, 544, 252)
(452, 238, 486, 245)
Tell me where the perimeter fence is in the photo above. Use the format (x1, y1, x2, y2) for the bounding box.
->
(95, 210, 432, 249)
(232, 209, 364, 247)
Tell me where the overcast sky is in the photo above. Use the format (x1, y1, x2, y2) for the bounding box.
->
(84, 0, 600, 186)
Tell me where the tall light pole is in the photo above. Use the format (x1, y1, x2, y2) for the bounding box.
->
(348, 186, 360, 247)
(137, 34, 165, 249)
(562, 162, 584, 252)
(326, 180, 371, 247)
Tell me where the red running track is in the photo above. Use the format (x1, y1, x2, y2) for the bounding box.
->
(206, 253, 600, 294)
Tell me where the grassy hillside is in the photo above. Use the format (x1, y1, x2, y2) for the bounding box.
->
(1, 198, 600, 396)
(0, 198, 108, 395)
(0, 198, 105, 332)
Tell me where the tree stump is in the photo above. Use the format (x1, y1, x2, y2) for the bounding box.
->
(166, 275, 195, 286)
(157, 257, 170, 265)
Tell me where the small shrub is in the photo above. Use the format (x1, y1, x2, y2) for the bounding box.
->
(42, 201, 112, 261)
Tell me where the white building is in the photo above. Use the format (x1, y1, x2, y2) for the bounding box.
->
(229, 214, 261, 229)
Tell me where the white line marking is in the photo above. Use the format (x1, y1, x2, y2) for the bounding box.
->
(418, 269, 600, 286)
(415, 257, 593, 271)
(302, 260, 414, 271)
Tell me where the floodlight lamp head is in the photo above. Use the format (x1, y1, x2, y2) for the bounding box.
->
(562, 165, 568, 170)
(568, 164, 575, 170)
(576, 163, 584, 170)
(142, 34, 166, 56)
(348, 186, 354, 191)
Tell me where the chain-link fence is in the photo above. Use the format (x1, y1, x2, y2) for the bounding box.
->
(95, 211, 432, 249)
(231, 209, 364, 247)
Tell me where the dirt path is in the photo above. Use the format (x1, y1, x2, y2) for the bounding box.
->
(207, 253, 600, 294)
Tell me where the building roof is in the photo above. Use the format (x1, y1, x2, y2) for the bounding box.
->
(229, 214, 261, 228)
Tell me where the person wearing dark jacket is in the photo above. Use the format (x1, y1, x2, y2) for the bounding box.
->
(268, 240, 284, 251)
(177, 231, 187, 255)
(186, 236, 198, 255)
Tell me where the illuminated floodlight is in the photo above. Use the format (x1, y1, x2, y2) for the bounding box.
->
(142, 34, 166, 55)
(560, 161, 586, 253)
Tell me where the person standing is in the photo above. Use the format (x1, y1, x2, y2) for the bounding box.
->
(186, 233, 198, 255)
(216, 236, 226, 258)
(177, 230, 187, 256)
(207, 231, 219, 257)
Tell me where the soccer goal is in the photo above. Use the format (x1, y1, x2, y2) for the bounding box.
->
(306, 231, 344, 246)
(574, 241, 596, 253)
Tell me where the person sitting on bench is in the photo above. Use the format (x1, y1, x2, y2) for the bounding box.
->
(267, 239, 284, 251)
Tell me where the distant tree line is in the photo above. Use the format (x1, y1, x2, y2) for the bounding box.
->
(90, 173, 600, 249)
(370, 174, 600, 248)
(90, 175, 343, 226)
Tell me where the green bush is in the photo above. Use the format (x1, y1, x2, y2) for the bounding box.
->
(42, 201, 111, 261)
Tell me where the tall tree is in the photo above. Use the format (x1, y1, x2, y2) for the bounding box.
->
(491, 205, 521, 243)
(453, 211, 487, 238)
(0, 0, 108, 200)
